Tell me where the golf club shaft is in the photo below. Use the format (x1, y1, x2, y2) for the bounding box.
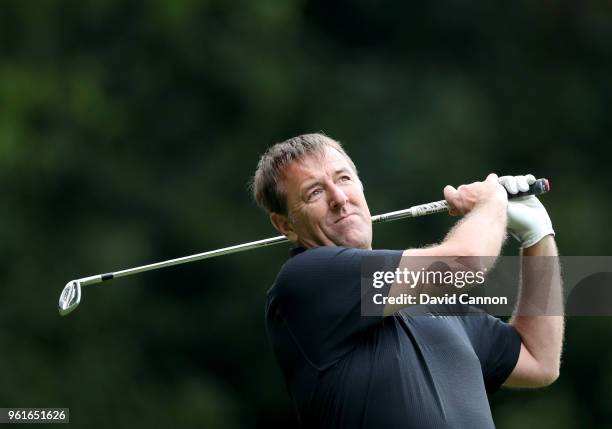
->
(73, 203, 442, 287)
(74, 178, 549, 288)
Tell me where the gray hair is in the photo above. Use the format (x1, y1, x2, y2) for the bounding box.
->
(251, 133, 358, 215)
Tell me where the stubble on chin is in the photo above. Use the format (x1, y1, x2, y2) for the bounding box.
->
(334, 226, 372, 249)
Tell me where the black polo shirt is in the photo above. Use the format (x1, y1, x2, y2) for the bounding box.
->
(265, 246, 521, 428)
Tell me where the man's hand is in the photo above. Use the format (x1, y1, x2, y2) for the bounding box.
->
(444, 173, 507, 216)
(499, 174, 555, 248)
(393, 173, 508, 316)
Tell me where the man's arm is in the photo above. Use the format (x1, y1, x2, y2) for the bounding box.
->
(504, 235, 564, 387)
(383, 173, 508, 316)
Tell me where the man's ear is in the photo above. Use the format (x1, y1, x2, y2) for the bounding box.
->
(270, 213, 298, 242)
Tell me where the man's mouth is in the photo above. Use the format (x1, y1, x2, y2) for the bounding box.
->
(335, 213, 356, 224)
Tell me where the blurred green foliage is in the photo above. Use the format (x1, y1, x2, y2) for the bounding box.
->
(1, 1, 611, 427)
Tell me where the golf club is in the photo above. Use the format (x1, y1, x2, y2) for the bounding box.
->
(58, 178, 550, 316)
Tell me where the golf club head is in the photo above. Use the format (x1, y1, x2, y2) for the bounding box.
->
(58, 280, 81, 316)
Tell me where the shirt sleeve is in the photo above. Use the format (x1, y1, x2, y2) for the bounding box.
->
(272, 246, 403, 369)
(462, 314, 522, 394)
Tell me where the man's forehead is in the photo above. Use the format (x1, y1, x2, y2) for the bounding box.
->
(282, 148, 352, 184)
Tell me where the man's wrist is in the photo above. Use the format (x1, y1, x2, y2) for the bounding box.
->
(522, 233, 556, 253)
(476, 197, 507, 220)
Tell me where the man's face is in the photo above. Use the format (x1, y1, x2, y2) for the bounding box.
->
(273, 146, 372, 249)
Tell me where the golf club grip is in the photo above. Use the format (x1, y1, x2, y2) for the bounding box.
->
(374, 177, 550, 221)
(510, 178, 549, 198)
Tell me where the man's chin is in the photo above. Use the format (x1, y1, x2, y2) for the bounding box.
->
(297, 228, 372, 249)
(335, 234, 371, 250)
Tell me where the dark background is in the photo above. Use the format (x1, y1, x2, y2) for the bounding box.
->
(2, 1, 611, 427)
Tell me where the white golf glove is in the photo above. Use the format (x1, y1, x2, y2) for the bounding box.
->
(498, 174, 555, 248)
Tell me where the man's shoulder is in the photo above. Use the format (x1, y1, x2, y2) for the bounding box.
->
(270, 246, 403, 297)
(285, 245, 403, 265)
(265, 247, 362, 319)
(274, 246, 357, 288)
(278, 246, 402, 280)
(285, 245, 357, 265)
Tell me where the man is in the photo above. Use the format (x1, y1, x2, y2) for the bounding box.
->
(252, 133, 563, 428)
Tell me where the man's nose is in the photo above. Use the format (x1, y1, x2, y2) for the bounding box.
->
(328, 184, 348, 210)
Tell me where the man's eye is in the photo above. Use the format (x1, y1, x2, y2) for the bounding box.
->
(340, 176, 351, 182)
(309, 189, 322, 200)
